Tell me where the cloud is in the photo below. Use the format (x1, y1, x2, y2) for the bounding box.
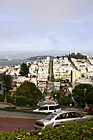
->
(0, 0, 93, 55)
(1, 0, 93, 28)
(0, 28, 11, 39)
(0, 42, 35, 51)
(1, 0, 93, 22)
(43, 35, 58, 44)
(70, 30, 92, 43)
(55, 19, 82, 23)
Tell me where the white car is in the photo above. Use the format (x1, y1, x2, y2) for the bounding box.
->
(33, 104, 61, 113)
(34, 111, 93, 130)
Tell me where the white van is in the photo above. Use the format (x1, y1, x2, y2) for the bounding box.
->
(33, 104, 61, 113)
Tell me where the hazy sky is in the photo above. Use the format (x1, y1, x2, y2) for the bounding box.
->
(0, 0, 93, 58)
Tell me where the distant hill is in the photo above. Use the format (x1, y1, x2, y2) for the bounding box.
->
(27, 55, 55, 60)
(66, 53, 87, 60)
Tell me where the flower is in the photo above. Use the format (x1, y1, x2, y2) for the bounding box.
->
(27, 133, 30, 135)
(48, 130, 51, 133)
(38, 132, 42, 135)
(82, 129, 86, 133)
(62, 125, 65, 128)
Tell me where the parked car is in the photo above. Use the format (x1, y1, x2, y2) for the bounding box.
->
(34, 110, 93, 130)
(33, 104, 61, 113)
(5, 106, 16, 109)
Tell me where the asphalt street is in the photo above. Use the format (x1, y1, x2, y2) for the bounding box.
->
(0, 117, 37, 132)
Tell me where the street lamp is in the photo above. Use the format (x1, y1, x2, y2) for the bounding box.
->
(14, 93, 16, 105)
(84, 88, 87, 107)
(4, 88, 7, 103)
(55, 94, 57, 101)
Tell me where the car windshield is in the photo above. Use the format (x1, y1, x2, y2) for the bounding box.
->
(44, 113, 57, 120)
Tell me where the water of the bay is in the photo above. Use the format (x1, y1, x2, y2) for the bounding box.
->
(0, 59, 34, 66)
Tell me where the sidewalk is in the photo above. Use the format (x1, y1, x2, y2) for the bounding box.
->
(0, 102, 14, 108)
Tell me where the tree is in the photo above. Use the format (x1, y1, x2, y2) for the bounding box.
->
(2, 75, 12, 92)
(67, 53, 87, 60)
(20, 63, 29, 77)
(0, 95, 5, 102)
(59, 96, 72, 106)
(72, 84, 93, 107)
(51, 91, 60, 100)
(16, 81, 43, 106)
(48, 60, 55, 81)
(6, 92, 14, 103)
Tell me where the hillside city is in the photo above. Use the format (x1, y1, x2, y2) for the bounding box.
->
(0, 0, 93, 137)
(0, 50, 93, 107)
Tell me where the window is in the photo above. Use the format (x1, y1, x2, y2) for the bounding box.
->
(56, 114, 64, 120)
(49, 106, 54, 110)
(62, 113, 70, 118)
(39, 106, 48, 110)
(49, 105, 60, 110)
(56, 113, 72, 120)
(55, 105, 60, 109)
(45, 113, 57, 120)
(66, 113, 72, 118)
(71, 112, 81, 118)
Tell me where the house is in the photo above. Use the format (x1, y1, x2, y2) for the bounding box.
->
(37, 81, 47, 93)
(12, 76, 30, 87)
(75, 77, 93, 85)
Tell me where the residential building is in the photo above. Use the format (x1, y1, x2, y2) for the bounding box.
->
(71, 70, 81, 84)
(75, 77, 93, 85)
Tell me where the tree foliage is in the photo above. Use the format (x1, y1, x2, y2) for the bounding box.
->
(67, 53, 87, 60)
(48, 60, 55, 81)
(59, 96, 72, 106)
(6, 92, 14, 103)
(20, 63, 29, 77)
(16, 81, 43, 106)
(51, 91, 60, 100)
(72, 84, 93, 106)
(0, 95, 5, 102)
(2, 75, 12, 92)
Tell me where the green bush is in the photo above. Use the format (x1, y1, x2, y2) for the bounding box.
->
(59, 96, 72, 106)
(0, 119, 93, 140)
(0, 95, 4, 102)
(88, 110, 93, 115)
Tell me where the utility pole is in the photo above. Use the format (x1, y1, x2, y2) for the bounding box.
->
(4, 88, 7, 103)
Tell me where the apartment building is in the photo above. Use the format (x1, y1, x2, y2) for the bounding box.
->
(71, 70, 82, 84)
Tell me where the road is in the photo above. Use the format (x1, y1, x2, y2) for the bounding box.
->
(0, 117, 37, 132)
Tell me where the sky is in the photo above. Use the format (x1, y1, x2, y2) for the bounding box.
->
(0, 0, 93, 58)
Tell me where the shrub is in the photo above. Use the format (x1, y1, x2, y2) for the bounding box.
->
(59, 96, 72, 106)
